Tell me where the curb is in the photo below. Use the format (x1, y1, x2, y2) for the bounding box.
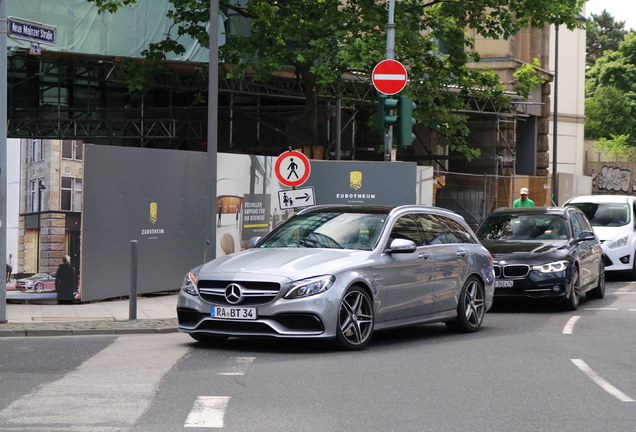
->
(0, 327, 179, 338)
(0, 318, 179, 338)
(0, 327, 179, 337)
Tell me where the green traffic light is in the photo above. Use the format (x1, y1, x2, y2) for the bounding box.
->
(378, 94, 398, 130)
(397, 95, 417, 147)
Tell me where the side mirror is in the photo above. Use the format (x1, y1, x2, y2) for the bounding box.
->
(248, 236, 262, 248)
(577, 230, 596, 242)
(387, 238, 417, 254)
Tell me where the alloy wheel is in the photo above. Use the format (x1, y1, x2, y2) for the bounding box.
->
(337, 287, 373, 349)
(563, 267, 580, 311)
(446, 276, 485, 333)
(464, 279, 485, 327)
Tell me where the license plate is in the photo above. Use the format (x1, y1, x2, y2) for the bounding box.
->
(495, 280, 514, 288)
(210, 306, 257, 320)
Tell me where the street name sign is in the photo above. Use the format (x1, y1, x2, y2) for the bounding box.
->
(372, 59, 408, 95)
(274, 150, 311, 187)
(8, 17, 57, 46)
(278, 186, 316, 210)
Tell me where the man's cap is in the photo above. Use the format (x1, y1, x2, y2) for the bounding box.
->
(520, 188, 529, 195)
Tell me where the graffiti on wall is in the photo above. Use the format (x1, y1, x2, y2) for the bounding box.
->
(591, 165, 635, 193)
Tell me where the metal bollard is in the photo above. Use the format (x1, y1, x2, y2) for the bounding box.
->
(129, 240, 138, 320)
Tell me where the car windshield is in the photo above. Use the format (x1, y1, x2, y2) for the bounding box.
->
(566, 203, 629, 227)
(259, 211, 387, 250)
(476, 214, 569, 241)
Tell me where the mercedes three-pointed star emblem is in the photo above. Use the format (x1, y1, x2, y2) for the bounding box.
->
(225, 283, 244, 304)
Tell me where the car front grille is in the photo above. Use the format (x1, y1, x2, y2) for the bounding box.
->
(494, 265, 530, 278)
(197, 280, 281, 306)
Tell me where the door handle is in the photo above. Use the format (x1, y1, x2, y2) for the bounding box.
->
(456, 251, 467, 257)
(419, 253, 429, 260)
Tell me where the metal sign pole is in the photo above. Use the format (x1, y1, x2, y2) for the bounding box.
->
(1, 0, 8, 323)
(384, 0, 396, 162)
(205, 0, 219, 262)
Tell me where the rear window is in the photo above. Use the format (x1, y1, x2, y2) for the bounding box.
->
(565, 203, 629, 227)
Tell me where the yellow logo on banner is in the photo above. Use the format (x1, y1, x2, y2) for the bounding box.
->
(350, 171, 362, 190)
(150, 202, 157, 224)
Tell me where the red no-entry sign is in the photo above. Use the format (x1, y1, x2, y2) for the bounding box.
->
(372, 59, 408, 95)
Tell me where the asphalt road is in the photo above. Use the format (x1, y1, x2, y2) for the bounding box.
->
(1, 276, 635, 432)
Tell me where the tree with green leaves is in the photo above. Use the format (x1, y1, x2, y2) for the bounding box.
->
(586, 33, 636, 147)
(586, 10, 629, 68)
(87, 0, 585, 159)
(585, 86, 634, 140)
(593, 135, 636, 162)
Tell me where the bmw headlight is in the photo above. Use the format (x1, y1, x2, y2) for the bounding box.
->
(532, 260, 569, 273)
(608, 234, 630, 249)
(284, 275, 335, 299)
(182, 271, 199, 296)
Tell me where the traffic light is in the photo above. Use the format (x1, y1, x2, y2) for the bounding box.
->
(378, 94, 398, 130)
(397, 95, 417, 147)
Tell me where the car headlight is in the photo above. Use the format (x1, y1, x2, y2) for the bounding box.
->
(532, 260, 569, 273)
(284, 275, 335, 299)
(182, 272, 199, 296)
(607, 234, 630, 249)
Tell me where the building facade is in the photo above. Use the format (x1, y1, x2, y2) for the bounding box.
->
(548, 21, 587, 178)
(19, 140, 82, 275)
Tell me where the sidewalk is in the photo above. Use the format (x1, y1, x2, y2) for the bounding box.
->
(2, 283, 179, 337)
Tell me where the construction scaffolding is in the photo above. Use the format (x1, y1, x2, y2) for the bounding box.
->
(6, 51, 374, 157)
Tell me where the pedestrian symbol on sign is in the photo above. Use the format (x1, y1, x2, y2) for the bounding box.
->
(287, 159, 299, 180)
(282, 192, 293, 207)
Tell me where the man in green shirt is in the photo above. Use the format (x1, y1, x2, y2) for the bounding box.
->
(513, 188, 534, 207)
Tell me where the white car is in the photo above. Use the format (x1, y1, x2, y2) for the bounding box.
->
(564, 195, 636, 279)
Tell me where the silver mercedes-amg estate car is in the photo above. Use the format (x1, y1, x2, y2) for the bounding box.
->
(177, 205, 495, 350)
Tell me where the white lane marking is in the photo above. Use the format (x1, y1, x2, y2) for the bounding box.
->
(571, 359, 636, 403)
(629, 309, 636, 312)
(584, 307, 619, 311)
(0, 333, 189, 431)
(562, 316, 580, 334)
(217, 356, 256, 376)
(185, 396, 231, 428)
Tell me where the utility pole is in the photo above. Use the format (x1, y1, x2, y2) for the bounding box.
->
(551, 23, 559, 205)
(383, 0, 396, 162)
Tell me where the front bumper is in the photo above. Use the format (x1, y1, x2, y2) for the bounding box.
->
(177, 284, 344, 339)
(601, 243, 634, 272)
(494, 270, 569, 299)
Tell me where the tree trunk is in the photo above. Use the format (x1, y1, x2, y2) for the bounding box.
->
(298, 66, 319, 155)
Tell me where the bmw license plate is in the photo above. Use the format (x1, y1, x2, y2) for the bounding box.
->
(495, 280, 514, 288)
(211, 306, 257, 320)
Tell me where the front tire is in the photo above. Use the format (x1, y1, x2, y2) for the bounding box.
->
(446, 276, 486, 333)
(587, 263, 606, 299)
(563, 266, 580, 311)
(335, 286, 374, 350)
(35, 282, 44, 293)
(628, 253, 636, 281)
